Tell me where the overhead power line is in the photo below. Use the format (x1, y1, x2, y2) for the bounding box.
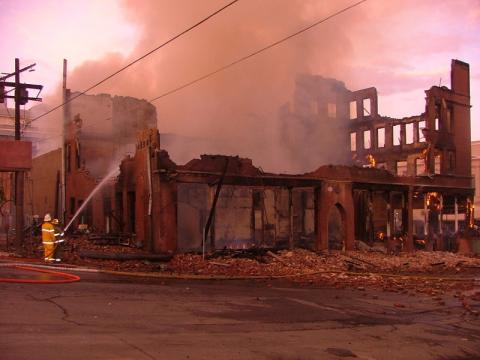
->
(30, 0, 239, 123)
(148, 0, 367, 103)
(31, 0, 366, 132)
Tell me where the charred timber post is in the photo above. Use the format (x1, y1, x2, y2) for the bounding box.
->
(78, 250, 172, 262)
(388, 191, 394, 241)
(203, 158, 229, 259)
(406, 186, 414, 252)
(454, 196, 459, 232)
(288, 187, 294, 249)
(146, 144, 153, 252)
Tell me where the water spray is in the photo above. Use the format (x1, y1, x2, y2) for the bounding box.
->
(64, 167, 119, 232)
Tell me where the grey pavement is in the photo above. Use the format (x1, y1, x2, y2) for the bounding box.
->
(1, 269, 480, 360)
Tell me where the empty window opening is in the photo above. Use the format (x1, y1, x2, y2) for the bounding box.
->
(445, 105, 452, 132)
(327, 103, 336, 118)
(77, 200, 84, 223)
(70, 197, 75, 215)
(447, 151, 455, 172)
(435, 104, 441, 130)
(418, 121, 426, 142)
(104, 197, 112, 233)
(65, 143, 71, 173)
(446, 107, 453, 132)
(406, 123, 414, 144)
(397, 161, 407, 176)
(127, 191, 136, 233)
(328, 205, 345, 250)
(413, 208, 425, 238)
(363, 98, 371, 116)
(434, 155, 441, 174)
(75, 140, 81, 169)
(393, 209, 403, 234)
(350, 133, 356, 151)
(252, 191, 263, 209)
(377, 128, 385, 148)
(363, 130, 371, 149)
(349, 101, 357, 120)
(415, 158, 425, 175)
(393, 125, 401, 146)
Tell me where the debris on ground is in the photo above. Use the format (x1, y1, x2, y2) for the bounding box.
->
(2, 235, 480, 298)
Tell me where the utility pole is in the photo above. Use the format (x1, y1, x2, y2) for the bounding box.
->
(61, 59, 68, 224)
(14, 59, 24, 250)
(0, 58, 43, 250)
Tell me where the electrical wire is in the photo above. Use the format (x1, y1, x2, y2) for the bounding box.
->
(29, 0, 367, 146)
(28, 0, 366, 154)
(29, 0, 239, 124)
(149, 0, 367, 103)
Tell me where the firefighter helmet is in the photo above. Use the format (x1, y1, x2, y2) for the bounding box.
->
(44, 213, 52, 222)
(52, 218, 59, 225)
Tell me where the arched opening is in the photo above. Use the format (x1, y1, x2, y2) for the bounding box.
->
(328, 203, 346, 250)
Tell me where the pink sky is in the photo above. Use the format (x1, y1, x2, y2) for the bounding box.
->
(1, 0, 479, 138)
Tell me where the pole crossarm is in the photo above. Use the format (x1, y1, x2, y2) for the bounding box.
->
(0, 63, 36, 81)
(3, 95, 42, 102)
(2, 81, 43, 90)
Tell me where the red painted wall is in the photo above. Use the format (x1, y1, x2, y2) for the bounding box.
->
(0, 140, 32, 170)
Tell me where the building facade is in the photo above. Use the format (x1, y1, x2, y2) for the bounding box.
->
(114, 60, 473, 254)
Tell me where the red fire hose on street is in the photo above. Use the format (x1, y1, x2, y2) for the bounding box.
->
(0, 264, 80, 284)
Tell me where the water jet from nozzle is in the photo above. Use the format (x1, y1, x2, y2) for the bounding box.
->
(64, 167, 119, 232)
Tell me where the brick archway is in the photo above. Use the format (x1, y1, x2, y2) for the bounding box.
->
(328, 203, 346, 250)
(316, 181, 355, 251)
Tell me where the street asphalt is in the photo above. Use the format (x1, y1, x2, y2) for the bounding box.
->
(1, 268, 480, 359)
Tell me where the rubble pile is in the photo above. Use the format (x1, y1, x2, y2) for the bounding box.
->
(62, 237, 164, 272)
(7, 235, 479, 296)
(58, 238, 480, 282)
(168, 249, 480, 296)
(337, 251, 480, 275)
(67, 236, 149, 255)
(169, 249, 480, 277)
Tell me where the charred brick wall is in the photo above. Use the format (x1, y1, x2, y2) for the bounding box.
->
(348, 59, 472, 181)
(316, 181, 355, 251)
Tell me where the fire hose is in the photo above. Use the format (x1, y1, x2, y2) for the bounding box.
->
(0, 261, 477, 283)
(0, 264, 80, 284)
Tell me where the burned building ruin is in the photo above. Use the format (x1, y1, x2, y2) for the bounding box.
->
(28, 93, 157, 232)
(110, 59, 473, 254)
(27, 59, 474, 254)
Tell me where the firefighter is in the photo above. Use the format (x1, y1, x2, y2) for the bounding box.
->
(41, 213, 56, 262)
(52, 218, 65, 262)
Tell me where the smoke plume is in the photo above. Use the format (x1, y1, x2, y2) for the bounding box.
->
(61, 0, 362, 172)
(37, 0, 479, 172)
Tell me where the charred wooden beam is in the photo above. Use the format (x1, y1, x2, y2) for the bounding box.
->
(203, 158, 229, 256)
(78, 250, 173, 262)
